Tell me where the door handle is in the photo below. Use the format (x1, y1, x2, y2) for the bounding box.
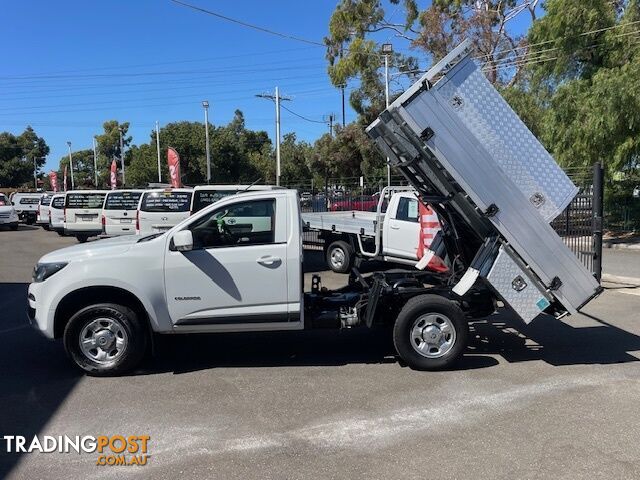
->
(257, 255, 281, 266)
(390, 225, 400, 230)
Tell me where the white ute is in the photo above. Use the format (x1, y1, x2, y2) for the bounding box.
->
(302, 187, 442, 273)
(0, 193, 19, 230)
(28, 41, 601, 376)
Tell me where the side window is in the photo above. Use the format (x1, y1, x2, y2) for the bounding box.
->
(189, 199, 276, 249)
(396, 197, 419, 223)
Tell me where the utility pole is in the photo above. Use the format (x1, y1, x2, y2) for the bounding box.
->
(340, 84, 346, 127)
(326, 114, 335, 137)
(202, 101, 211, 183)
(155, 121, 162, 183)
(92, 137, 99, 187)
(66, 141, 75, 190)
(382, 43, 393, 188)
(256, 87, 291, 186)
(33, 156, 37, 189)
(118, 127, 125, 187)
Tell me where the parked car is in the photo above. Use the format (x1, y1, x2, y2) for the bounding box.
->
(64, 190, 108, 243)
(136, 188, 193, 235)
(299, 191, 312, 208)
(48, 194, 66, 236)
(11, 192, 42, 224)
(329, 195, 378, 212)
(36, 192, 54, 230)
(102, 190, 144, 236)
(0, 193, 19, 230)
(190, 184, 278, 214)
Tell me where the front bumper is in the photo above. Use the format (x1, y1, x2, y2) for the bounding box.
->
(27, 282, 55, 339)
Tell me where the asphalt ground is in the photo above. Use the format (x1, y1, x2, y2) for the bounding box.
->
(2, 225, 640, 479)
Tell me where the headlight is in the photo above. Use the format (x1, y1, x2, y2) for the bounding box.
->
(32, 262, 68, 283)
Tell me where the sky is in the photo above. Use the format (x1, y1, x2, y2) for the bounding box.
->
(1, 1, 536, 174)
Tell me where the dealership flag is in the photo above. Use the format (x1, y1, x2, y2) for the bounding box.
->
(167, 147, 181, 188)
(49, 171, 58, 192)
(63, 165, 68, 191)
(110, 159, 117, 190)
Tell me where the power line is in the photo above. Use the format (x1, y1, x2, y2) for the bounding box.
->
(171, 0, 325, 46)
(280, 104, 327, 124)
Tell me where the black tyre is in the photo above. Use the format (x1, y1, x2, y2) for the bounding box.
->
(76, 235, 88, 243)
(57, 230, 65, 236)
(42, 224, 50, 231)
(63, 303, 148, 376)
(326, 240, 354, 274)
(10, 223, 18, 231)
(393, 294, 468, 371)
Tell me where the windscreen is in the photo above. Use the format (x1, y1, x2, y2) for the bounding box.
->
(51, 196, 65, 208)
(141, 191, 192, 212)
(65, 193, 106, 209)
(192, 190, 236, 213)
(104, 191, 142, 210)
(40, 195, 53, 206)
(0, 194, 7, 206)
(19, 197, 40, 205)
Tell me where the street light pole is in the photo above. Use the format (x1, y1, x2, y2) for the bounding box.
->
(118, 127, 125, 187)
(92, 137, 99, 187)
(202, 100, 211, 183)
(155, 121, 162, 183)
(66, 141, 75, 190)
(382, 43, 393, 188)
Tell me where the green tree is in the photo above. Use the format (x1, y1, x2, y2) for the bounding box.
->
(0, 126, 49, 188)
(325, 0, 536, 122)
(59, 149, 98, 189)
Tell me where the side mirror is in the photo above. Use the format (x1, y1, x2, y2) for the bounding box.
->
(173, 230, 193, 252)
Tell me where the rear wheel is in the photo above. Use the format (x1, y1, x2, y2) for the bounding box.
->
(76, 234, 88, 243)
(42, 224, 50, 231)
(63, 303, 147, 376)
(10, 223, 18, 231)
(56, 230, 64, 236)
(393, 294, 468, 370)
(326, 240, 354, 274)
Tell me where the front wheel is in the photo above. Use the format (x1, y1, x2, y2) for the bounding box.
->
(393, 294, 468, 371)
(63, 303, 148, 376)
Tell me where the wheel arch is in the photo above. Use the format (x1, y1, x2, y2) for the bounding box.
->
(54, 286, 152, 339)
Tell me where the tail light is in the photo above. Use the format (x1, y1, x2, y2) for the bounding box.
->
(63, 208, 66, 223)
(101, 215, 106, 234)
(136, 210, 140, 233)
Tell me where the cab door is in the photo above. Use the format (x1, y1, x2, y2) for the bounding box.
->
(383, 194, 421, 259)
(164, 194, 293, 328)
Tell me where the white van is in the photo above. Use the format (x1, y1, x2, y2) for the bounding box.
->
(36, 193, 54, 230)
(48, 194, 66, 235)
(64, 190, 108, 242)
(136, 188, 193, 235)
(190, 185, 279, 214)
(102, 190, 144, 236)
